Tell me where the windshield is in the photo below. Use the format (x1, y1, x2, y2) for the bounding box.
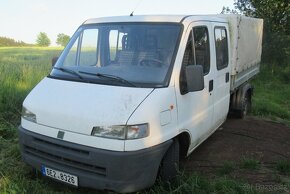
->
(50, 23, 181, 87)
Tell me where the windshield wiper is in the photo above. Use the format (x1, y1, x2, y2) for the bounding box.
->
(53, 67, 84, 80)
(79, 71, 136, 87)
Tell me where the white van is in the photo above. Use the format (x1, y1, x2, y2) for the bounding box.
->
(19, 15, 263, 193)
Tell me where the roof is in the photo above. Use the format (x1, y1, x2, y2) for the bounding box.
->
(83, 15, 228, 25)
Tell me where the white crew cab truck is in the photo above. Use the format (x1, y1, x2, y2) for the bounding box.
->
(19, 15, 263, 193)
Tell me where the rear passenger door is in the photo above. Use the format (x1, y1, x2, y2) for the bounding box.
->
(212, 25, 231, 126)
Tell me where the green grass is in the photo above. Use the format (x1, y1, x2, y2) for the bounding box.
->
(0, 47, 289, 193)
(251, 64, 290, 125)
(0, 47, 62, 125)
(240, 157, 260, 170)
(276, 160, 290, 175)
(146, 173, 257, 194)
(218, 161, 236, 175)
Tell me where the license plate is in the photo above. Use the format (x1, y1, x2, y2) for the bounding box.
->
(41, 165, 78, 186)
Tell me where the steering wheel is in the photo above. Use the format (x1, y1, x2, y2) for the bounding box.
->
(139, 58, 165, 67)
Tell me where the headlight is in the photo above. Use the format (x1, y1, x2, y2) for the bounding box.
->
(22, 106, 37, 123)
(91, 125, 126, 140)
(91, 124, 149, 140)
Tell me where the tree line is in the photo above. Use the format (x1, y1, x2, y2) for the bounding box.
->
(0, 33, 70, 47)
(0, 37, 33, 47)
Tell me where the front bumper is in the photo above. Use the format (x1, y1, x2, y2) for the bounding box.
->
(18, 126, 172, 193)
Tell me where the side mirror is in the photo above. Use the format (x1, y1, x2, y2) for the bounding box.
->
(185, 65, 204, 92)
(52, 57, 59, 67)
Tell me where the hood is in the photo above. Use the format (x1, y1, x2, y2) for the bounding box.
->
(23, 77, 153, 135)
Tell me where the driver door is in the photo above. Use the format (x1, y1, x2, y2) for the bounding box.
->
(176, 22, 215, 151)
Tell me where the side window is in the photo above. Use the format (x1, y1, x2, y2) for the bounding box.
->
(180, 26, 210, 94)
(193, 27, 210, 75)
(180, 31, 194, 95)
(215, 27, 228, 70)
(181, 31, 194, 67)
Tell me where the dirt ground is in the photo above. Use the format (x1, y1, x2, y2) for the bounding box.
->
(181, 116, 290, 188)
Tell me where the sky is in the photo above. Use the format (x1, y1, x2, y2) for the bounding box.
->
(0, 0, 235, 45)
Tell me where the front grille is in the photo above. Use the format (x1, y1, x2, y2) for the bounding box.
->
(34, 137, 90, 156)
(23, 137, 106, 177)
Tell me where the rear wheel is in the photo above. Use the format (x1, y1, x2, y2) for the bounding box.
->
(238, 92, 251, 118)
(159, 139, 179, 182)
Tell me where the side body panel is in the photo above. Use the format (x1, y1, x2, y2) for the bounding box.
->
(125, 87, 178, 151)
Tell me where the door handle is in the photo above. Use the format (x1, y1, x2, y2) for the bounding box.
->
(225, 72, 229, 83)
(209, 80, 213, 92)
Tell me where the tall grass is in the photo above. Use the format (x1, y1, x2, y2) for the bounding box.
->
(251, 64, 290, 124)
(0, 47, 63, 193)
(0, 47, 62, 127)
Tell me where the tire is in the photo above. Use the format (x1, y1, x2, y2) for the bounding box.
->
(159, 139, 180, 182)
(238, 92, 251, 119)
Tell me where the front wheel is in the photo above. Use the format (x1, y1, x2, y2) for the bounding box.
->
(159, 139, 179, 182)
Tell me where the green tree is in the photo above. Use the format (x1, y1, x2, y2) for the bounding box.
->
(36, 32, 51, 47)
(232, 0, 290, 66)
(221, 6, 238, 14)
(56, 33, 70, 47)
(235, 0, 289, 33)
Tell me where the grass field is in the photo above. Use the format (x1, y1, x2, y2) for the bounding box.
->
(251, 64, 290, 125)
(0, 47, 289, 193)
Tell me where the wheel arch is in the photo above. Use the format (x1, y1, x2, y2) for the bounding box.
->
(176, 131, 191, 159)
(230, 82, 253, 110)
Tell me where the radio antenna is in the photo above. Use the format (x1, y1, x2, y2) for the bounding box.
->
(130, 0, 143, 16)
